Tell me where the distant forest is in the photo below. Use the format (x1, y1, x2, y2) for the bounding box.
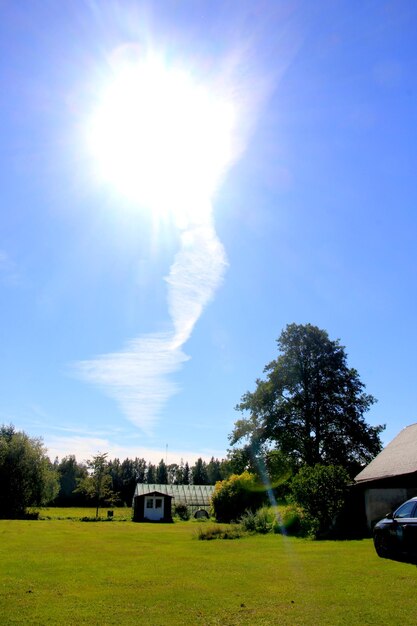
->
(54, 454, 233, 507)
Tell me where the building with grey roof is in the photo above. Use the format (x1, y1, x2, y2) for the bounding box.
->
(355, 423, 417, 528)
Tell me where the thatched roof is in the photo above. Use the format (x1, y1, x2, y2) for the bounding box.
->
(355, 423, 417, 484)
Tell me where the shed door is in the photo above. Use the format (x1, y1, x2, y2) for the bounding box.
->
(144, 496, 164, 521)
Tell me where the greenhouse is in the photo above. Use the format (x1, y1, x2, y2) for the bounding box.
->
(132, 483, 215, 521)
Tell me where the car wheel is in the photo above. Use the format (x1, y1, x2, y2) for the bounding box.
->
(374, 533, 390, 558)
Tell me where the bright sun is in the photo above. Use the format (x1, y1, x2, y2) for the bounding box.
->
(87, 54, 236, 226)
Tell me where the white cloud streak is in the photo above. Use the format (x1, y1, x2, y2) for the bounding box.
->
(73, 49, 257, 433)
(76, 333, 189, 434)
(167, 219, 228, 348)
(75, 212, 227, 433)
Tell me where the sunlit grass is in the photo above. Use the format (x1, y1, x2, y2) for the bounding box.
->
(39, 506, 132, 521)
(1, 516, 416, 624)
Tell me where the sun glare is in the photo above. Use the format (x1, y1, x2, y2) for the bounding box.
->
(87, 55, 236, 226)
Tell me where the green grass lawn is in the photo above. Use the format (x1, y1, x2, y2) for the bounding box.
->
(1, 516, 416, 625)
(39, 506, 133, 521)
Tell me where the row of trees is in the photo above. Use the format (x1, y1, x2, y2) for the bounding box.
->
(1, 323, 384, 528)
(0, 425, 238, 517)
(54, 454, 231, 509)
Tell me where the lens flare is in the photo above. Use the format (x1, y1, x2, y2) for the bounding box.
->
(87, 54, 236, 227)
(79, 49, 236, 432)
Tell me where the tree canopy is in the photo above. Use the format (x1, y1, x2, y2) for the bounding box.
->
(191, 457, 209, 485)
(156, 459, 168, 484)
(0, 424, 58, 518)
(230, 323, 384, 476)
(75, 452, 118, 517)
(55, 455, 88, 506)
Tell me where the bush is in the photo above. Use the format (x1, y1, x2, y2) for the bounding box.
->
(239, 509, 257, 532)
(23, 510, 40, 520)
(196, 524, 243, 540)
(239, 504, 307, 536)
(290, 464, 349, 538)
(211, 472, 266, 523)
(240, 506, 274, 534)
(173, 503, 190, 521)
(276, 503, 307, 535)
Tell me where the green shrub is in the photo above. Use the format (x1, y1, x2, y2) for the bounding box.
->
(173, 503, 190, 521)
(239, 509, 257, 532)
(196, 524, 243, 540)
(254, 506, 275, 533)
(272, 504, 307, 536)
(240, 506, 274, 534)
(211, 472, 266, 523)
(290, 464, 349, 538)
(23, 510, 40, 520)
(239, 504, 306, 536)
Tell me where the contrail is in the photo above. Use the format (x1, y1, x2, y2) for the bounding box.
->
(76, 207, 227, 433)
(167, 217, 228, 348)
(76, 332, 189, 435)
(74, 42, 271, 433)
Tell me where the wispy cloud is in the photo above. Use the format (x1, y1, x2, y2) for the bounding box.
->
(75, 213, 227, 433)
(167, 221, 228, 347)
(73, 46, 266, 433)
(76, 332, 189, 434)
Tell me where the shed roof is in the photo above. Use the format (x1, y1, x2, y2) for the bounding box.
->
(135, 490, 173, 499)
(355, 423, 417, 484)
(133, 483, 214, 506)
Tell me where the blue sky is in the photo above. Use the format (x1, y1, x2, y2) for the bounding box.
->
(1, 1, 417, 464)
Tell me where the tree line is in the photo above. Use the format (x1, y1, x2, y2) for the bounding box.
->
(1, 323, 384, 527)
(53, 453, 232, 508)
(0, 423, 240, 517)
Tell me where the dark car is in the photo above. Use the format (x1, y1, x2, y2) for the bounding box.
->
(373, 496, 417, 562)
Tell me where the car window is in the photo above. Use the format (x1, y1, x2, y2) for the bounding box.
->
(394, 501, 416, 518)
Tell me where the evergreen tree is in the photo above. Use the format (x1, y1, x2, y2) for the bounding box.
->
(191, 457, 209, 484)
(55, 455, 88, 506)
(156, 458, 168, 484)
(183, 462, 190, 485)
(146, 463, 156, 484)
(207, 457, 223, 484)
(133, 457, 147, 483)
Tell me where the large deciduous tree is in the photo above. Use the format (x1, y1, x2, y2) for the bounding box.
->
(230, 324, 384, 476)
(75, 452, 118, 517)
(0, 424, 59, 518)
